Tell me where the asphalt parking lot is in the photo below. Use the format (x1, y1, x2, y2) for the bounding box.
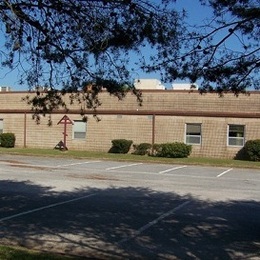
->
(0, 154, 259, 259)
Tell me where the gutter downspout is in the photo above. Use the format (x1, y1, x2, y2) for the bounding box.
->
(152, 114, 155, 155)
(24, 112, 27, 148)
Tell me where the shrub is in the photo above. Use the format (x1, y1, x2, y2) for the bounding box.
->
(234, 147, 248, 160)
(244, 139, 260, 161)
(155, 142, 192, 158)
(109, 139, 133, 154)
(132, 143, 152, 155)
(151, 143, 163, 156)
(0, 133, 16, 148)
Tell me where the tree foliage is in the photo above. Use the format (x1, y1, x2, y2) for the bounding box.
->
(0, 0, 259, 119)
(0, 0, 183, 119)
(149, 0, 260, 94)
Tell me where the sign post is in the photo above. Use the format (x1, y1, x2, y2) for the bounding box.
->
(57, 115, 74, 150)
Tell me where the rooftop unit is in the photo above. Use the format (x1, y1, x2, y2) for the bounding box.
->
(0, 86, 11, 92)
(171, 83, 198, 90)
(134, 79, 166, 90)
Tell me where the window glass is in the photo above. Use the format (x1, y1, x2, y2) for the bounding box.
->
(73, 120, 86, 139)
(228, 125, 245, 146)
(186, 123, 201, 144)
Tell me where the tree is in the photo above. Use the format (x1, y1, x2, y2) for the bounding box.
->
(147, 0, 259, 94)
(0, 0, 183, 122)
(0, 0, 259, 121)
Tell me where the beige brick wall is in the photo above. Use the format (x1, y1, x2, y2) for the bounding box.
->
(0, 114, 26, 147)
(0, 91, 260, 158)
(153, 116, 260, 159)
(92, 91, 260, 114)
(1, 90, 260, 114)
(69, 114, 153, 152)
(25, 114, 68, 149)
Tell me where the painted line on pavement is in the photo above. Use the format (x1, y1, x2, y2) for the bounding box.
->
(106, 163, 143, 171)
(0, 193, 97, 222)
(56, 161, 101, 168)
(217, 168, 233, 178)
(118, 200, 191, 244)
(159, 165, 187, 174)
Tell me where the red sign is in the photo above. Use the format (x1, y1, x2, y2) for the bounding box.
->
(57, 115, 74, 150)
(57, 115, 74, 125)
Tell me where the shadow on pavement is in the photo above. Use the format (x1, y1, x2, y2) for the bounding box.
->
(0, 180, 259, 259)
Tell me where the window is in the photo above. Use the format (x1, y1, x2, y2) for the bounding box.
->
(186, 123, 201, 145)
(228, 125, 245, 146)
(73, 120, 86, 139)
(0, 119, 3, 134)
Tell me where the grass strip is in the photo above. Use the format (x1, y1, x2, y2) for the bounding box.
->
(0, 147, 259, 169)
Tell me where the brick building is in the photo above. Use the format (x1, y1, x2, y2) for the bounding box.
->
(0, 90, 259, 159)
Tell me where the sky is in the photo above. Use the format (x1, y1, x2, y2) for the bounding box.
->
(0, 1, 214, 91)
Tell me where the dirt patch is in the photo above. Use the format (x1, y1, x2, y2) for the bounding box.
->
(0, 159, 49, 170)
(9, 164, 51, 171)
(66, 174, 119, 181)
(0, 160, 27, 164)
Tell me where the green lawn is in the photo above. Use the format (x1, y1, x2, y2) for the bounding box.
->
(0, 147, 259, 169)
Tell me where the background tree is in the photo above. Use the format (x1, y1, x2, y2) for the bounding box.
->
(0, 0, 183, 121)
(0, 0, 259, 121)
(147, 0, 259, 94)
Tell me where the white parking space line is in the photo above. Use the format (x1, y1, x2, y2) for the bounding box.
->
(217, 168, 233, 178)
(118, 201, 191, 244)
(0, 193, 96, 222)
(159, 165, 187, 174)
(106, 163, 143, 171)
(56, 161, 101, 168)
